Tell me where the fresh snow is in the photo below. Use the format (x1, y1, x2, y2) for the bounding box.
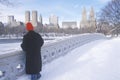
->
(17, 38, 120, 80)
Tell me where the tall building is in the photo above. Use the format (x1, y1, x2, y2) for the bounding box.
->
(25, 11, 30, 23)
(89, 7, 96, 28)
(37, 14, 43, 28)
(7, 15, 21, 27)
(80, 7, 96, 29)
(80, 7, 96, 32)
(49, 14, 58, 25)
(32, 10, 38, 27)
(48, 14, 59, 28)
(8, 15, 14, 23)
(39, 14, 42, 24)
(89, 7, 95, 21)
(82, 7, 87, 22)
(80, 7, 88, 28)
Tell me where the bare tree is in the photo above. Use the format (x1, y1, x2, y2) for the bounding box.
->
(0, 0, 14, 6)
(98, 0, 120, 35)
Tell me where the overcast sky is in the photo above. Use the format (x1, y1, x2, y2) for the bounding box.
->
(0, 0, 111, 26)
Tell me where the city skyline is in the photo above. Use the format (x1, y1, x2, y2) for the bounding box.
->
(0, 0, 111, 26)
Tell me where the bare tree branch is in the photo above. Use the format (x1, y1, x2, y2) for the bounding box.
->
(99, 0, 120, 25)
(97, 0, 120, 35)
(0, 0, 15, 7)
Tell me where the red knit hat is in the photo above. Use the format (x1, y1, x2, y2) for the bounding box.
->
(26, 22, 34, 31)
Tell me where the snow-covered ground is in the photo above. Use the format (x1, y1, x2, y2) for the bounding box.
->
(17, 38, 120, 80)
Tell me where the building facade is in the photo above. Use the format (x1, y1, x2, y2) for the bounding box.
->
(49, 15, 58, 25)
(32, 10, 38, 27)
(8, 16, 14, 23)
(88, 7, 96, 30)
(39, 14, 42, 24)
(25, 11, 30, 23)
(80, 7, 88, 28)
(49, 14, 59, 28)
(62, 21, 77, 29)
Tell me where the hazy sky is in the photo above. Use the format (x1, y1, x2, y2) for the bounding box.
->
(0, 0, 111, 26)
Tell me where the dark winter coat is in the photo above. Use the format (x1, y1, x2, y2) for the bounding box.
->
(21, 31, 44, 74)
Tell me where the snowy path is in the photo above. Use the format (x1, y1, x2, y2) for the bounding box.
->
(18, 38, 120, 80)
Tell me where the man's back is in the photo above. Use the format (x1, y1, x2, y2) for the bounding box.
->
(21, 22, 44, 77)
(23, 31, 43, 53)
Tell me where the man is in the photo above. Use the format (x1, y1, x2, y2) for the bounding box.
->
(21, 22, 44, 80)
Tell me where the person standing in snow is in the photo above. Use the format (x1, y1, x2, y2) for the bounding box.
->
(21, 22, 44, 80)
